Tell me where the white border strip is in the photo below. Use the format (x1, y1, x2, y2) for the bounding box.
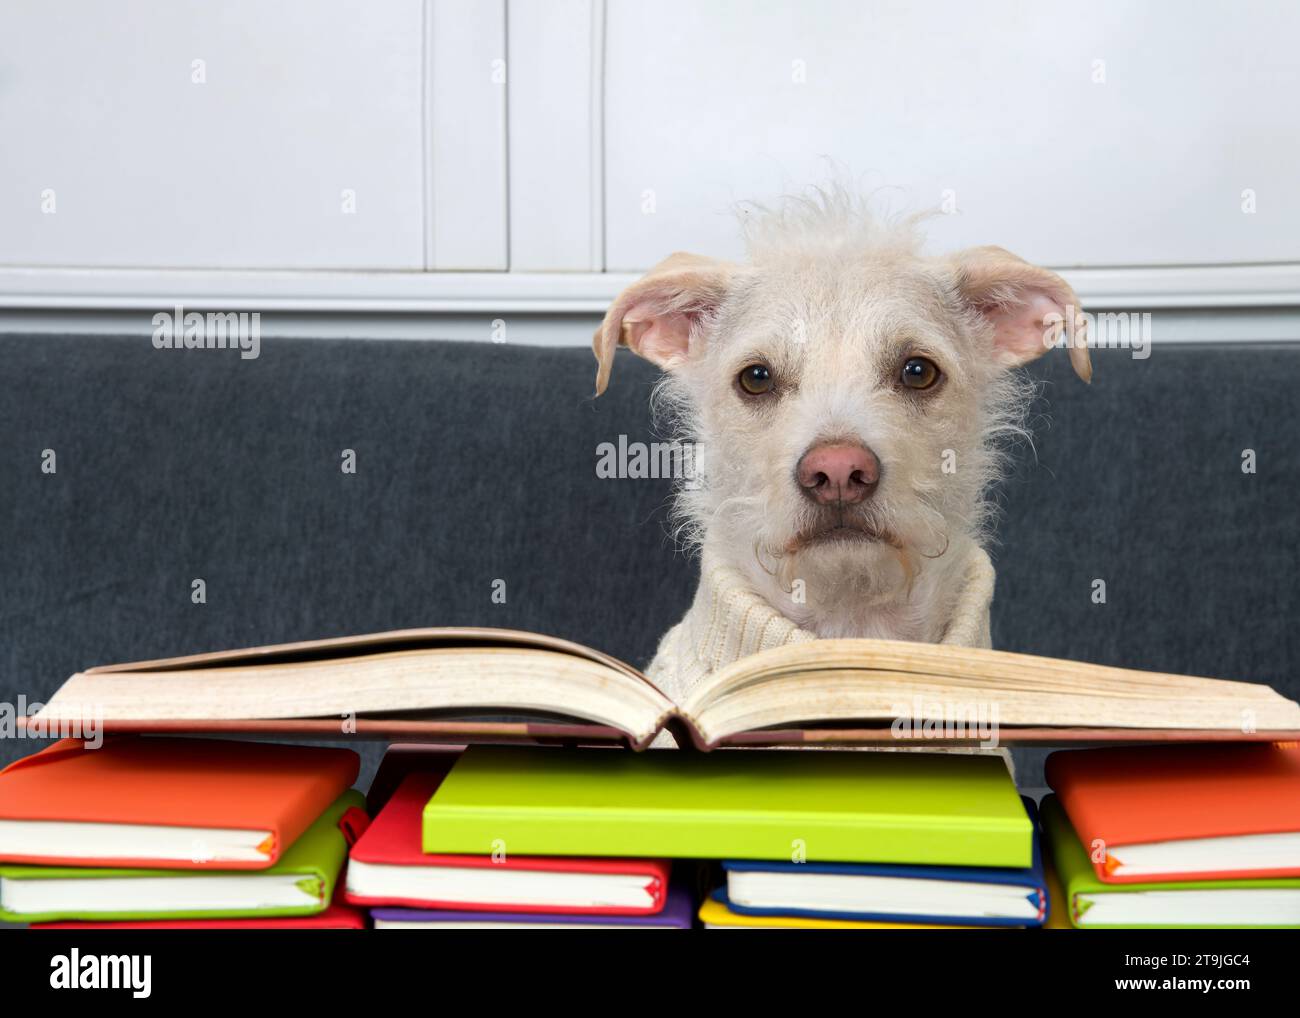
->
(0, 263, 1297, 314)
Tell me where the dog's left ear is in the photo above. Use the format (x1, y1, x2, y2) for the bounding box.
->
(592, 252, 736, 395)
(946, 246, 1092, 383)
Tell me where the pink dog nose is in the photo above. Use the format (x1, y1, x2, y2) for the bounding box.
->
(796, 443, 880, 504)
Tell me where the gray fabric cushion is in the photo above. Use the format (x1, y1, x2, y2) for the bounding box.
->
(993, 344, 1298, 686)
(2, 335, 1296, 783)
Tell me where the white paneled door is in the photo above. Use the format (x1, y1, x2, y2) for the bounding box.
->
(0, 0, 1298, 308)
(603, 0, 1300, 270)
(0, 0, 426, 270)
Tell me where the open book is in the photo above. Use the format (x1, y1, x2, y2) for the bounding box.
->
(26, 628, 1300, 750)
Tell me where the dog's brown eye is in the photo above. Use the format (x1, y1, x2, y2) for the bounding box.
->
(901, 357, 940, 391)
(738, 363, 774, 395)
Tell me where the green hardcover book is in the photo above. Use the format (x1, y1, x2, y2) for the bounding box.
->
(1042, 795, 1300, 928)
(422, 746, 1031, 866)
(0, 789, 362, 924)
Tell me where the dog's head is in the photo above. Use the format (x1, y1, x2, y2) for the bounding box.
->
(594, 195, 1089, 626)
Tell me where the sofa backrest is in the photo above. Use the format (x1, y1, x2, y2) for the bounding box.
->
(2, 334, 1296, 768)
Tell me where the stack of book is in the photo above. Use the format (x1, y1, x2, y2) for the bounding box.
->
(10, 629, 1300, 932)
(344, 748, 691, 928)
(1042, 743, 1300, 928)
(693, 763, 1047, 929)
(0, 737, 368, 929)
(699, 804, 1047, 929)
(398, 743, 1048, 930)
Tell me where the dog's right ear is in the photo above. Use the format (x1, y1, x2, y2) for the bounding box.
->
(592, 252, 735, 396)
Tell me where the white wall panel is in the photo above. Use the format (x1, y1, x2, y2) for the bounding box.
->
(427, 0, 508, 269)
(506, 0, 602, 271)
(0, 0, 425, 270)
(603, 0, 1300, 270)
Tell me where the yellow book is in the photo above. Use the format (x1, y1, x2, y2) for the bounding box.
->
(698, 896, 990, 929)
(1043, 851, 1073, 929)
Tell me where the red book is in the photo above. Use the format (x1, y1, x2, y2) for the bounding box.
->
(345, 772, 670, 915)
(1045, 742, 1300, 883)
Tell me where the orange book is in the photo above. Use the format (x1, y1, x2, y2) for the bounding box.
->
(1044, 742, 1300, 883)
(0, 736, 358, 870)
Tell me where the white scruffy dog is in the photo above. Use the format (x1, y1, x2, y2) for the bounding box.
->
(594, 189, 1090, 703)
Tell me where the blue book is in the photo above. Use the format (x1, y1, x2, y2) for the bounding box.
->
(715, 797, 1047, 928)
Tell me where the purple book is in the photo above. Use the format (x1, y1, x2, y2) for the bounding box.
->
(371, 882, 695, 928)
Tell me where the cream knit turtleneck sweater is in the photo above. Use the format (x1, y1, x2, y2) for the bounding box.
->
(647, 543, 996, 703)
(645, 542, 1007, 771)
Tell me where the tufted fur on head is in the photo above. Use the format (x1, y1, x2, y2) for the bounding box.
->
(593, 186, 1089, 641)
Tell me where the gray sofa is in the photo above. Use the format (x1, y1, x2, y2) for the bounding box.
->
(3, 333, 1296, 785)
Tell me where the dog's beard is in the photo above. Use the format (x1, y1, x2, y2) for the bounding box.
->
(741, 494, 956, 614)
